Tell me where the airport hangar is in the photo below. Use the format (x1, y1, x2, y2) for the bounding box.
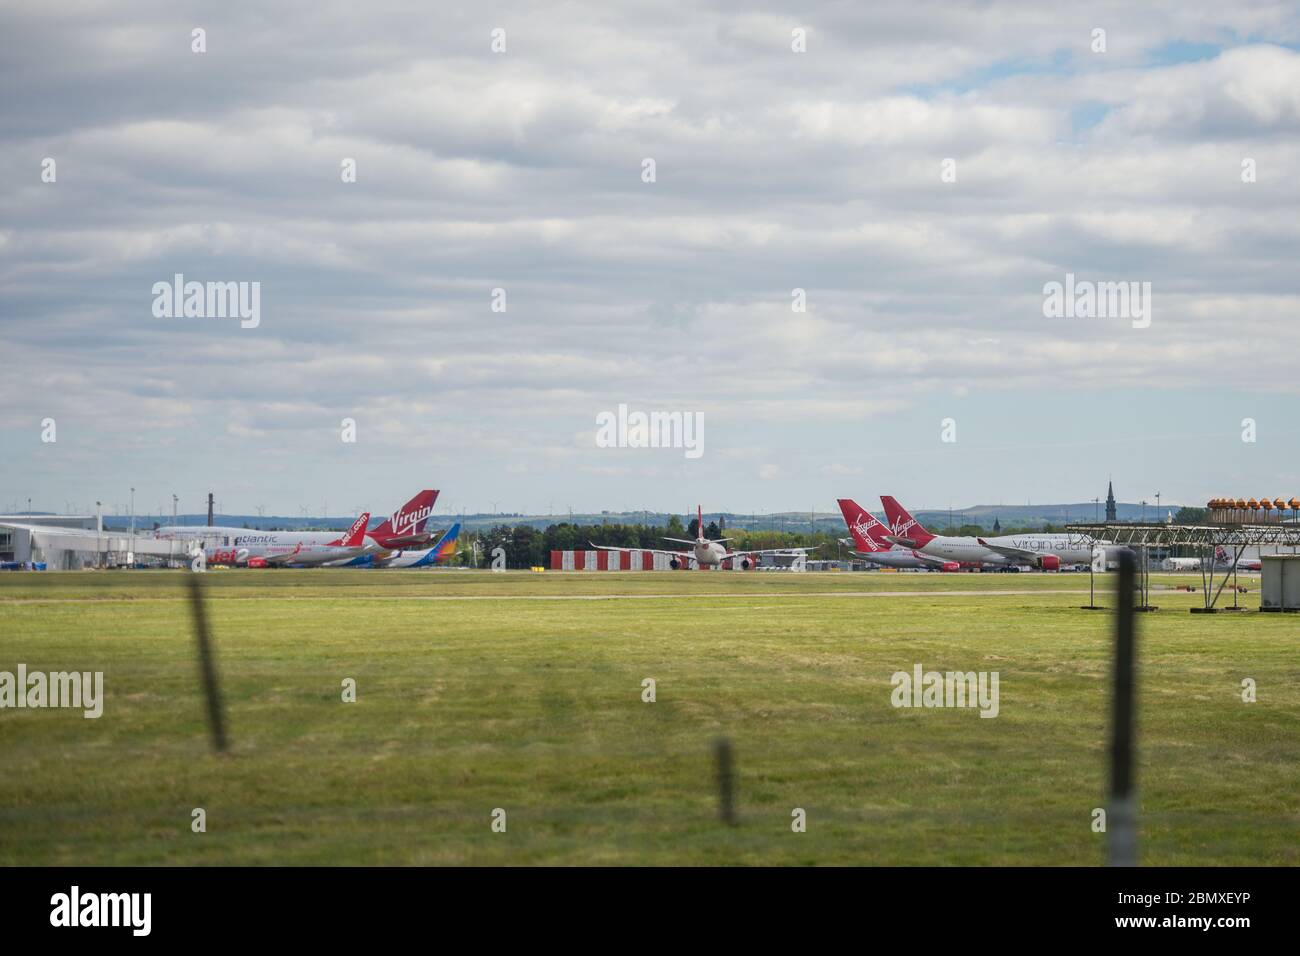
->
(0, 514, 196, 569)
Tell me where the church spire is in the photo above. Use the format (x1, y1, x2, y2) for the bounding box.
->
(1105, 481, 1117, 522)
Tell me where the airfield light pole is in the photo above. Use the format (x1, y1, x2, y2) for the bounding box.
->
(173, 495, 178, 527)
(129, 487, 135, 537)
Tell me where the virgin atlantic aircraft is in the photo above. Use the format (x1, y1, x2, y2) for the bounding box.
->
(155, 489, 440, 553)
(836, 498, 958, 571)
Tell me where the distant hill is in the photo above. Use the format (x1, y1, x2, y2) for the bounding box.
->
(911, 501, 1175, 530)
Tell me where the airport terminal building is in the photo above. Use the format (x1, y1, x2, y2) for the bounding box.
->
(0, 515, 98, 567)
(0, 515, 193, 570)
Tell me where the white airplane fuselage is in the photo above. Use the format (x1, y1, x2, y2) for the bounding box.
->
(852, 546, 947, 569)
(156, 527, 373, 567)
(157, 526, 360, 548)
(692, 539, 728, 566)
(915, 533, 1095, 567)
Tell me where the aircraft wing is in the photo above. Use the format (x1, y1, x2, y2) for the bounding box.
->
(717, 545, 817, 559)
(379, 532, 433, 548)
(262, 545, 306, 566)
(590, 543, 692, 558)
(910, 549, 952, 567)
(740, 545, 818, 555)
(975, 538, 1037, 563)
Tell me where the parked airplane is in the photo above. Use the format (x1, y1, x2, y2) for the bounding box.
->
(204, 512, 372, 567)
(836, 499, 958, 571)
(338, 522, 462, 568)
(156, 490, 440, 552)
(593, 506, 814, 569)
(1215, 545, 1261, 571)
(1163, 547, 1261, 573)
(880, 496, 1099, 570)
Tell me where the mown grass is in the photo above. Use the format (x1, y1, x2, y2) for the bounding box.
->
(0, 569, 1294, 865)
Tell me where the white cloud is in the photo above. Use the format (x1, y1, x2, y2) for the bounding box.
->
(0, 3, 1297, 512)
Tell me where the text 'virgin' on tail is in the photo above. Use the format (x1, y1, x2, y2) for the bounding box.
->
(879, 495, 935, 546)
(837, 498, 891, 552)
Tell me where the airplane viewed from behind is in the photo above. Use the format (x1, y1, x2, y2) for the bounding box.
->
(593, 505, 814, 569)
(836, 499, 958, 571)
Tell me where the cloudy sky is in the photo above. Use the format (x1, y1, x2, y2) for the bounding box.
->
(2, 1, 1298, 520)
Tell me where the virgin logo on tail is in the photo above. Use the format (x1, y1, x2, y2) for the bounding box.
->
(853, 516, 891, 548)
(892, 516, 920, 537)
(837, 499, 890, 552)
(390, 504, 433, 535)
(852, 518, 890, 552)
(880, 496, 936, 547)
(371, 490, 439, 540)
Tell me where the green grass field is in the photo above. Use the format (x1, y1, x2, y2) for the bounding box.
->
(1, 569, 1295, 865)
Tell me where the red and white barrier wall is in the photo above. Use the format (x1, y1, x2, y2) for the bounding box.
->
(548, 550, 755, 570)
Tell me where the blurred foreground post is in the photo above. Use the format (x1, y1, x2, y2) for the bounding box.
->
(187, 573, 228, 753)
(714, 737, 736, 826)
(1108, 550, 1137, 866)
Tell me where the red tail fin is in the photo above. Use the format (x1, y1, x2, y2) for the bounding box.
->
(339, 512, 370, 547)
(837, 498, 890, 552)
(880, 495, 934, 546)
(370, 490, 439, 545)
